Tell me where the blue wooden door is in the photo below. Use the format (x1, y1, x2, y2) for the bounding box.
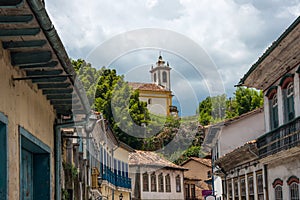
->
(21, 149, 33, 200)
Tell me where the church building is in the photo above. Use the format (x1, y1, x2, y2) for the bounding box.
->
(128, 55, 178, 116)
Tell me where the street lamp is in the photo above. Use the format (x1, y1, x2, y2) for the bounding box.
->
(119, 193, 123, 200)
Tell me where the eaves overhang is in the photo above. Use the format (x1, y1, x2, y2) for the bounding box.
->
(0, 0, 90, 117)
(238, 16, 300, 90)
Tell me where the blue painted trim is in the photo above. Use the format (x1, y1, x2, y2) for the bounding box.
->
(0, 112, 8, 200)
(19, 126, 51, 153)
(19, 126, 51, 200)
(0, 112, 8, 124)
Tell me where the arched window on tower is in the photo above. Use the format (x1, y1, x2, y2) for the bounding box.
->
(162, 71, 167, 83)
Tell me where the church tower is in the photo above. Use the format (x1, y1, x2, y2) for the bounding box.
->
(150, 54, 171, 91)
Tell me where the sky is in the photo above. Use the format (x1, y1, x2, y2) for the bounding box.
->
(45, 0, 300, 116)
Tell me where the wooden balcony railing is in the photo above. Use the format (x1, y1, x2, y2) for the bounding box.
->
(257, 116, 300, 158)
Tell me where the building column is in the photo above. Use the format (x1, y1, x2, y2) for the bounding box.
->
(294, 74, 300, 117)
(245, 173, 249, 200)
(277, 87, 284, 126)
(264, 96, 271, 132)
(253, 171, 258, 200)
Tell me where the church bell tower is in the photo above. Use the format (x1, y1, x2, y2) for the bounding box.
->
(150, 54, 171, 91)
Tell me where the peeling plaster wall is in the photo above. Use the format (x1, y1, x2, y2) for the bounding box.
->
(0, 45, 56, 199)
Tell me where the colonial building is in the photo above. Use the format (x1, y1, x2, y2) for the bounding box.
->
(85, 115, 134, 200)
(129, 150, 186, 200)
(180, 157, 212, 200)
(214, 140, 268, 200)
(203, 108, 265, 199)
(0, 1, 89, 199)
(128, 55, 178, 116)
(238, 16, 300, 200)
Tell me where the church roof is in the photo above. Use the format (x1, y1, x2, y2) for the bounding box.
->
(128, 82, 168, 92)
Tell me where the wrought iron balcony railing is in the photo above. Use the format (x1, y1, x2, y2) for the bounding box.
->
(101, 166, 131, 189)
(257, 116, 300, 158)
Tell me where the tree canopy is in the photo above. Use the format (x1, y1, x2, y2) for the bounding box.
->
(198, 87, 263, 125)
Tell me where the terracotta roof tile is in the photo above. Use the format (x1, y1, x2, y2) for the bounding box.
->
(128, 82, 167, 91)
(129, 150, 187, 170)
(181, 157, 212, 167)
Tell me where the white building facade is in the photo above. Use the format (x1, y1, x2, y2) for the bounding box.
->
(129, 151, 186, 200)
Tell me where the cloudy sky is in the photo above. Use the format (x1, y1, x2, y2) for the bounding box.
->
(46, 0, 300, 116)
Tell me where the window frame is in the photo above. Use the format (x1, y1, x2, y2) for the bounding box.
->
(240, 176, 246, 200)
(256, 171, 264, 200)
(158, 173, 164, 192)
(176, 175, 181, 192)
(165, 174, 171, 192)
(285, 82, 295, 122)
(247, 174, 255, 200)
(151, 172, 157, 192)
(143, 172, 149, 192)
(227, 179, 233, 200)
(271, 93, 279, 130)
(191, 184, 196, 198)
(274, 185, 283, 200)
(234, 178, 239, 200)
(185, 184, 190, 199)
(289, 182, 299, 200)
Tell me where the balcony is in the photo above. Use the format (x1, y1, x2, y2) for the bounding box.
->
(101, 166, 131, 189)
(257, 116, 300, 158)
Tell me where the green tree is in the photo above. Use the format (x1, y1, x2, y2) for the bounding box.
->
(229, 87, 263, 116)
(72, 59, 102, 105)
(198, 94, 226, 125)
(198, 88, 263, 125)
(72, 59, 151, 149)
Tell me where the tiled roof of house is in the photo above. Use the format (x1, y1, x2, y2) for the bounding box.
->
(215, 140, 258, 171)
(129, 150, 187, 170)
(181, 157, 212, 167)
(128, 82, 167, 92)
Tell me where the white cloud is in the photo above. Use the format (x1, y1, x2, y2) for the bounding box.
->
(45, 0, 300, 115)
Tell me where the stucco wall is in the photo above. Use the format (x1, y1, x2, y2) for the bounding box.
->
(219, 111, 265, 157)
(0, 46, 56, 199)
(266, 154, 300, 200)
(182, 160, 210, 180)
(114, 147, 129, 163)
